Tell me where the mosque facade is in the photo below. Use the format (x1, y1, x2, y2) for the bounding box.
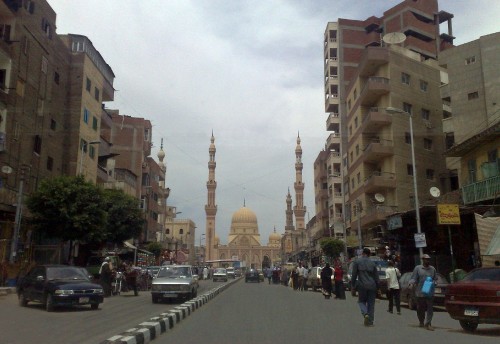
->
(204, 134, 282, 269)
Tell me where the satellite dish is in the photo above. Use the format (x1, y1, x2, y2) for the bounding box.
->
(1, 166, 12, 174)
(430, 187, 441, 198)
(383, 32, 406, 45)
(374, 193, 385, 203)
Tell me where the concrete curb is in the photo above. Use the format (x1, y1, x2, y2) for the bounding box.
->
(0, 287, 16, 296)
(99, 277, 239, 344)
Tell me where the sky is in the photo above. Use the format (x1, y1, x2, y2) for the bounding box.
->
(48, 0, 500, 245)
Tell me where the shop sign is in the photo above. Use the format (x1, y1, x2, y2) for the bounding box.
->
(414, 233, 427, 248)
(437, 204, 461, 225)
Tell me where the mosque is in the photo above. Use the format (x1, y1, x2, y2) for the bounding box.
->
(203, 133, 306, 269)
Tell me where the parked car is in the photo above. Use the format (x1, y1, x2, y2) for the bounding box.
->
(226, 267, 236, 279)
(212, 268, 228, 282)
(445, 267, 500, 332)
(234, 268, 242, 277)
(257, 269, 265, 282)
(151, 265, 199, 303)
(245, 269, 260, 283)
(146, 266, 161, 278)
(305, 266, 335, 291)
(17, 265, 104, 312)
(399, 272, 449, 310)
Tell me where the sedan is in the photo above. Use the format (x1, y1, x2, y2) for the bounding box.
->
(151, 265, 199, 303)
(399, 272, 449, 310)
(445, 267, 500, 332)
(245, 269, 260, 283)
(17, 265, 104, 312)
(212, 268, 228, 282)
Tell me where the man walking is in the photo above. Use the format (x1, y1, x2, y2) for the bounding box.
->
(409, 254, 437, 331)
(351, 248, 379, 326)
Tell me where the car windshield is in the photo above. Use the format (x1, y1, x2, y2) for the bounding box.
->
(47, 267, 90, 281)
(157, 266, 192, 279)
(463, 268, 500, 282)
(215, 268, 226, 273)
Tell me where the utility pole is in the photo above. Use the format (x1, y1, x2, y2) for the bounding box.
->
(9, 168, 25, 263)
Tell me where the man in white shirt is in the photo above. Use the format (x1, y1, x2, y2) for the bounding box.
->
(385, 260, 401, 314)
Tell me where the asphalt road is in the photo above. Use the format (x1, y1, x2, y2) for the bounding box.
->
(160, 280, 500, 344)
(0, 278, 219, 344)
(1, 279, 499, 344)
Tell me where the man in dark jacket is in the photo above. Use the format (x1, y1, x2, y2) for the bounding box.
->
(351, 248, 379, 326)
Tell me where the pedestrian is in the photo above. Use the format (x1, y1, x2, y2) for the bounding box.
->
(125, 263, 139, 296)
(296, 262, 306, 291)
(266, 267, 272, 284)
(333, 260, 345, 299)
(409, 254, 437, 331)
(385, 260, 401, 314)
(291, 265, 298, 290)
(351, 248, 379, 326)
(99, 257, 113, 297)
(203, 266, 209, 280)
(320, 263, 333, 299)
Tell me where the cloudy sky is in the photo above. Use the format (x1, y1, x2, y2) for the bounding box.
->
(48, 0, 500, 244)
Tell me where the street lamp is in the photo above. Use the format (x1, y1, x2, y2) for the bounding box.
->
(79, 140, 100, 175)
(386, 107, 423, 259)
(355, 199, 362, 251)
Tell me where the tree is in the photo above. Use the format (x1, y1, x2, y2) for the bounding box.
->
(146, 242, 162, 259)
(26, 176, 107, 244)
(320, 238, 345, 260)
(101, 189, 144, 244)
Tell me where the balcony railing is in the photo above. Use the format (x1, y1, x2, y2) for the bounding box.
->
(462, 175, 500, 205)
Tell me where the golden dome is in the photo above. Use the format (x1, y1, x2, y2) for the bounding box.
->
(269, 231, 281, 240)
(231, 206, 257, 224)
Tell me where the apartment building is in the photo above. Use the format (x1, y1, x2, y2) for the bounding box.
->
(440, 32, 500, 266)
(322, 0, 454, 253)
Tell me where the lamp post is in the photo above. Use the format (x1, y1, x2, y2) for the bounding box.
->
(79, 140, 100, 175)
(356, 200, 362, 252)
(9, 167, 26, 263)
(386, 107, 423, 259)
(200, 233, 205, 265)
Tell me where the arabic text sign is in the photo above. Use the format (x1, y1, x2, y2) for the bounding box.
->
(437, 204, 461, 225)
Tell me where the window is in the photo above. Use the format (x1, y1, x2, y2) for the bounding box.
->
(50, 119, 56, 130)
(92, 116, 98, 130)
(54, 71, 59, 85)
(89, 145, 96, 159)
(165, 229, 170, 235)
(403, 102, 412, 115)
(357, 172, 360, 184)
(421, 108, 430, 120)
(355, 144, 359, 156)
(445, 132, 455, 149)
(34, 135, 42, 154)
(407, 164, 414, 176)
(41, 56, 48, 74)
(144, 128, 150, 141)
(487, 149, 497, 163)
(468, 92, 479, 100)
(467, 159, 476, 183)
(47, 156, 53, 171)
(94, 87, 100, 101)
(349, 125, 352, 136)
(405, 132, 411, 144)
(426, 169, 435, 180)
(353, 89, 357, 99)
(423, 138, 433, 150)
(401, 72, 410, 85)
(350, 152, 353, 163)
(80, 139, 88, 153)
(179, 229, 184, 235)
(354, 117, 358, 128)
(86, 77, 91, 92)
(348, 99, 351, 111)
(351, 178, 354, 189)
(22, 36, 29, 55)
(465, 56, 476, 65)
(83, 108, 89, 123)
(420, 80, 428, 92)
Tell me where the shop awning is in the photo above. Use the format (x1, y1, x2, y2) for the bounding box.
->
(138, 248, 154, 255)
(475, 213, 500, 256)
(123, 241, 137, 250)
(485, 224, 500, 256)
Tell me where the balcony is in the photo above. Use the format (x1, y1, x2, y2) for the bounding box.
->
(462, 175, 500, 205)
(326, 112, 340, 131)
(364, 171, 396, 193)
(359, 77, 390, 106)
(362, 139, 394, 163)
(325, 93, 339, 113)
(360, 107, 392, 133)
(361, 205, 398, 228)
(359, 48, 389, 77)
(326, 132, 340, 150)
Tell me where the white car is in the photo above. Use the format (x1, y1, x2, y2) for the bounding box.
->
(151, 265, 199, 303)
(226, 267, 236, 279)
(212, 268, 228, 282)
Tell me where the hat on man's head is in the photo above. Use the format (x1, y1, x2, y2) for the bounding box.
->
(104, 257, 111, 262)
(422, 254, 431, 259)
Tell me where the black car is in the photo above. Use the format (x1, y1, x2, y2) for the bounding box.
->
(245, 269, 260, 283)
(17, 265, 104, 312)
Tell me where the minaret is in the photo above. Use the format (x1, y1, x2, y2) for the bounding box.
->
(205, 132, 218, 261)
(293, 133, 306, 230)
(285, 188, 294, 232)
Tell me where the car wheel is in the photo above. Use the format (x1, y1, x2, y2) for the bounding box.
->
(18, 292, 28, 307)
(152, 295, 159, 304)
(459, 320, 478, 332)
(91, 303, 99, 310)
(45, 294, 54, 312)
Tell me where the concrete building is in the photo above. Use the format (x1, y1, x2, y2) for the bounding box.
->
(439, 32, 500, 266)
(322, 0, 454, 256)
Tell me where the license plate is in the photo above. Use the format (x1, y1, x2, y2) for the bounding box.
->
(163, 294, 177, 298)
(464, 308, 478, 316)
(79, 297, 89, 304)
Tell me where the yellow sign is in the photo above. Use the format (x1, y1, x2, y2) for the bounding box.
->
(437, 204, 461, 225)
